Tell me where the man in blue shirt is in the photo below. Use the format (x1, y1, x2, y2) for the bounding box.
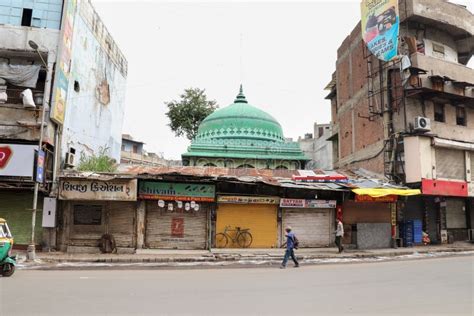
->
(281, 226, 299, 269)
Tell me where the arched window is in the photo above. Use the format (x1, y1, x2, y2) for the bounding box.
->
(237, 164, 255, 169)
(203, 163, 217, 167)
(275, 165, 288, 170)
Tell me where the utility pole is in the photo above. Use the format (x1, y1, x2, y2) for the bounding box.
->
(27, 40, 49, 261)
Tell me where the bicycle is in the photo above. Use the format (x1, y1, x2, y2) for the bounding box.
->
(215, 225, 253, 248)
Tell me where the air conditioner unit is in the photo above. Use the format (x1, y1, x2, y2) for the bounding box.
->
(65, 148, 76, 168)
(414, 116, 431, 132)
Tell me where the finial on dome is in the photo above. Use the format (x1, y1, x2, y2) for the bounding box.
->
(234, 84, 248, 103)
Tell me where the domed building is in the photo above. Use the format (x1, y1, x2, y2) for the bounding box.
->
(182, 86, 309, 170)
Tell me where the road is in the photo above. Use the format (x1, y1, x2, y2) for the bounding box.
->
(1, 256, 473, 315)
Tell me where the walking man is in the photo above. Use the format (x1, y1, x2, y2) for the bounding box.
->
(335, 218, 344, 253)
(281, 226, 299, 269)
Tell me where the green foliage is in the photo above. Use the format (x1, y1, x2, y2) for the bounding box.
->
(77, 147, 117, 172)
(165, 88, 218, 140)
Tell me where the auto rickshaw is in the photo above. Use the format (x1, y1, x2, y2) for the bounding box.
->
(0, 218, 16, 277)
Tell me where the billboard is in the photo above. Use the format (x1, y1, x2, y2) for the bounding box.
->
(361, 0, 399, 62)
(0, 144, 37, 178)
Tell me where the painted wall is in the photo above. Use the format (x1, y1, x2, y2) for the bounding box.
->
(61, 0, 127, 163)
(0, 0, 63, 29)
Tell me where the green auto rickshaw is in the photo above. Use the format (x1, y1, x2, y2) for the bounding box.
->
(0, 218, 16, 277)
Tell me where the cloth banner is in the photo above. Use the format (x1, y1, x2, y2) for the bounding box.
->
(353, 188, 421, 197)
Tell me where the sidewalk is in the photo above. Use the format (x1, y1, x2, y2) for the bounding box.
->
(15, 242, 474, 270)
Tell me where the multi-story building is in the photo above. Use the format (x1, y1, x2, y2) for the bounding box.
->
(0, 0, 127, 248)
(326, 0, 473, 243)
(298, 122, 333, 170)
(121, 134, 178, 167)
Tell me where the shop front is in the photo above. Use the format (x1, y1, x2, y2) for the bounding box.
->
(0, 144, 44, 247)
(342, 195, 394, 249)
(138, 181, 215, 250)
(215, 195, 279, 248)
(280, 199, 336, 247)
(57, 177, 137, 253)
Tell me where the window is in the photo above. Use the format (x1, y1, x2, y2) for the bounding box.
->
(434, 103, 445, 122)
(21, 9, 32, 27)
(73, 205, 102, 225)
(121, 144, 125, 151)
(456, 106, 466, 126)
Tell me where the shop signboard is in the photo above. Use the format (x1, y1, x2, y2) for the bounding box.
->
(361, 0, 399, 62)
(355, 194, 398, 202)
(0, 144, 37, 178)
(35, 149, 45, 183)
(280, 199, 337, 208)
(139, 182, 215, 202)
(217, 196, 280, 204)
(59, 179, 137, 201)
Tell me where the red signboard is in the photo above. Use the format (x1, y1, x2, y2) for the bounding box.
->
(355, 195, 398, 202)
(422, 179, 468, 197)
(171, 218, 184, 238)
(0, 146, 12, 169)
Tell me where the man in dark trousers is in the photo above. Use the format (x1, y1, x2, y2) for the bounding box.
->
(335, 218, 344, 253)
(281, 226, 299, 269)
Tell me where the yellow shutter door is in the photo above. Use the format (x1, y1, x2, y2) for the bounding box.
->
(216, 204, 277, 248)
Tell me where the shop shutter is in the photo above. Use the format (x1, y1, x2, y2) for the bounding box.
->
(446, 198, 466, 229)
(145, 201, 208, 249)
(0, 191, 43, 246)
(216, 204, 277, 248)
(435, 148, 465, 180)
(108, 202, 136, 248)
(282, 208, 332, 247)
(70, 204, 105, 247)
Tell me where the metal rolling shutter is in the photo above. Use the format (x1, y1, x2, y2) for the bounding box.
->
(282, 208, 331, 247)
(446, 198, 466, 229)
(145, 201, 208, 249)
(108, 202, 136, 248)
(216, 204, 277, 248)
(435, 148, 465, 180)
(0, 191, 43, 246)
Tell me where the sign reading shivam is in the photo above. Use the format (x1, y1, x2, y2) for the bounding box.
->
(361, 0, 399, 62)
(59, 179, 137, 201)
(139, 182, 215, 202)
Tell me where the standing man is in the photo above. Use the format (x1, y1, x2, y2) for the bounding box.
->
(281, 226, 299, 269)
(335, 218, 344, 253)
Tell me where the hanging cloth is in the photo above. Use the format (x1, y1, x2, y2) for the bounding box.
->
(0, 63, 41, 88)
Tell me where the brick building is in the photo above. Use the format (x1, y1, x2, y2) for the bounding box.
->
(326, 0, 474, 243)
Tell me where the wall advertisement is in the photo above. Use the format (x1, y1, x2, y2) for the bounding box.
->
(361, 0, 399, 62)
(50, 0, 77, 125)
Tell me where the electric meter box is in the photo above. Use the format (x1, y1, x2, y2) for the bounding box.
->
(42, 197, 57, 228)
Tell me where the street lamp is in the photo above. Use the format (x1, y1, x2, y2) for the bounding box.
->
(27, 40, 48, 261)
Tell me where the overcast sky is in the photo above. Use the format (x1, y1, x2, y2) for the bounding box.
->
(91, 0, 473, 160)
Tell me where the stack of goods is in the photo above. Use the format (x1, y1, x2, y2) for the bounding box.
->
(0, 78, 6, 104)
(413, 220, 423, 244)
(400, 220, 414, 247)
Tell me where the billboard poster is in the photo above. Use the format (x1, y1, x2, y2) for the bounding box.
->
(0, 144, 37, 178)
(50, 0, 77, 125)
(361, 0, 399, 62)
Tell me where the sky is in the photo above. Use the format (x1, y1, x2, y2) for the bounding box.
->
(91, 0, 473, 160)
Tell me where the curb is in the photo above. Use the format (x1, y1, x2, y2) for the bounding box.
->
(16, 247, 474, 270)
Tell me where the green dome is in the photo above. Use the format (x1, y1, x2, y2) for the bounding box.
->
(195, 86, 285, 142)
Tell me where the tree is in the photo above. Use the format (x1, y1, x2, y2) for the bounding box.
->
(165, 88, 218, 140)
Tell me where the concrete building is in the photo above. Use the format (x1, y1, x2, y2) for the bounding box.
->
(182, 86, 309, 170)
(326, 0, 473, 243)
(298, 122, 333, 170)
(120, 134, 180, 167)
(0, 0, 127, 247)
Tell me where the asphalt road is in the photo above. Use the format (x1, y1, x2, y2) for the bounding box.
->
(1, 256, 473, 316)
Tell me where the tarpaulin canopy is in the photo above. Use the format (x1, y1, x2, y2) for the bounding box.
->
(352, 188, 421, 197)
(0, 63, 41, 88)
